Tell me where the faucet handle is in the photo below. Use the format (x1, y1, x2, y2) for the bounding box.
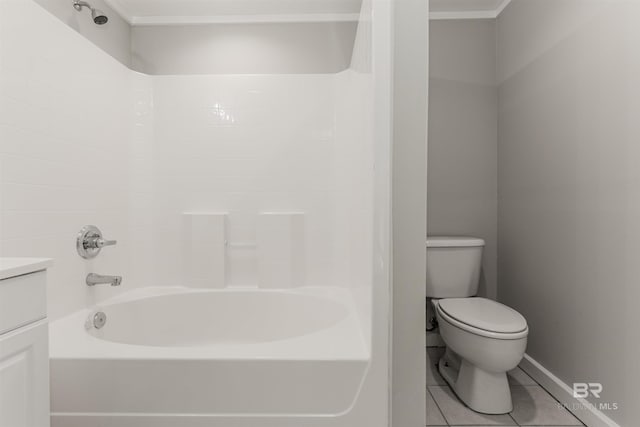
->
(91, 238, 117, 249)
(77, 225, 117, 259)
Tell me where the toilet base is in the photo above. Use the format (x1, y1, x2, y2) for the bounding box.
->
(438, 349, 513, 415)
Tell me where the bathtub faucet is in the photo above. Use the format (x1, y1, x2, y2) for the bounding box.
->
(86, 273, 122, 287)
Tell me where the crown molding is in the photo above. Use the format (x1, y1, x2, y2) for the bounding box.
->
(429, 0, 512, 20)
(108, 0, 512, 25)
(130, 13, 360, 26)
(104, 0, 360, 26)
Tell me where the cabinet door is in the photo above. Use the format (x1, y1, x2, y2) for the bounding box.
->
(0, 320, 49, 427)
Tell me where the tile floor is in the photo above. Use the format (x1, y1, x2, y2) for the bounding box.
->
(426, 347, 585, 427)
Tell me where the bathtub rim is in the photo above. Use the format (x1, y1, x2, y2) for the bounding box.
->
(49, 285, 370, 362)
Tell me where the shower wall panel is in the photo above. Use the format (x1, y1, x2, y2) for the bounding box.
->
(146, 74, 371, 291)
(0, 0, 138, 320)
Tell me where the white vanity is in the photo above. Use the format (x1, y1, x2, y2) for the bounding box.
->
(0, 258, 52, 427)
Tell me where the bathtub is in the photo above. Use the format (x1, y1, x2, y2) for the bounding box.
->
(49, 286, 369, 426)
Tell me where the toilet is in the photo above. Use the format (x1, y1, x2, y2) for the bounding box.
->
(427, 236, 528, 415)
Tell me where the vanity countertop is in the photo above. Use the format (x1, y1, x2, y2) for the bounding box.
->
(0, 258, 54, 280)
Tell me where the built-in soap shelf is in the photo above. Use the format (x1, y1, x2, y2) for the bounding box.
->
(182, 211, 305, 289)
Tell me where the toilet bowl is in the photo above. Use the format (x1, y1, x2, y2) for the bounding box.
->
(426, 236, 528, 414)
(433, 297, 528, 414)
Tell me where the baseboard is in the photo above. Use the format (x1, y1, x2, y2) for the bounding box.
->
(519, 354, 621, 427)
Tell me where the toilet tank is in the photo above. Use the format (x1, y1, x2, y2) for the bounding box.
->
(426, 236, 485, 298)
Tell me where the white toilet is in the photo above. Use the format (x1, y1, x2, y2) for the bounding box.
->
(427, 236, 528, 414)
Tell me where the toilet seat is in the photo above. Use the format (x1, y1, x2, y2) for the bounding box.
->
(436, 298, 528, 340)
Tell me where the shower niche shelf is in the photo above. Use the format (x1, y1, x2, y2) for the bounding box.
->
(182, 212, 305, 289)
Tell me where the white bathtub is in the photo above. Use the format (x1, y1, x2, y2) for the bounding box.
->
(49, 286, 369, 426)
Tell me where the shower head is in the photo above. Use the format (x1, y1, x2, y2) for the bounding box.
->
(73, 1, 109, 25)
(91, 8, 108, 25)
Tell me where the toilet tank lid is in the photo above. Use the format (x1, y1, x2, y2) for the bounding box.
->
(426, 236, 485, 248)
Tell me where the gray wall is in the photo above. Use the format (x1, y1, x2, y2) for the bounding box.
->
(497, 1, 640, 425)
(392, 0, 428, 425)
(428, 20, 498, 298)
(32, 0, 131, 67)
(131, 23, 357, 74)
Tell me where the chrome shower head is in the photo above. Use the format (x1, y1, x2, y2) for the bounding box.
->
(73, 1, 109, 25)
(91, 8, 108, 25)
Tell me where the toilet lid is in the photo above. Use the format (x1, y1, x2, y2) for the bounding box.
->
(438, 298, 527, 334)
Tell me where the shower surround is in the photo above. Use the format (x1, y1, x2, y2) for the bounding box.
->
(144, 73, 372, 292)
(49, 70, 375, 427)
(0, 0, 388, 426)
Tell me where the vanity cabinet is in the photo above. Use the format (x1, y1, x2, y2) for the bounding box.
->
(0, 260, 52, 427)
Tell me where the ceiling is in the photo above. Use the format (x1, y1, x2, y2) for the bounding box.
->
(104, 0, 511, 25)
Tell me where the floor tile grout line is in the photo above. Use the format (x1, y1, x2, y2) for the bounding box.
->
(426, 386, 450, 426)
(508, 410, 518, 426)
(508, 384, 585, 426)
(518, 384, 585, 426)
(426, 386, 447, 426)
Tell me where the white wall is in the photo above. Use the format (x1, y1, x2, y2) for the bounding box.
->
(497, 1, 640, 425)
(392, 0, 428, 425)
(428, 19, 497, 299)
(0, 0, 136, 320)
(131, 23, 357, 74)
(32, 0, 132, 67)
